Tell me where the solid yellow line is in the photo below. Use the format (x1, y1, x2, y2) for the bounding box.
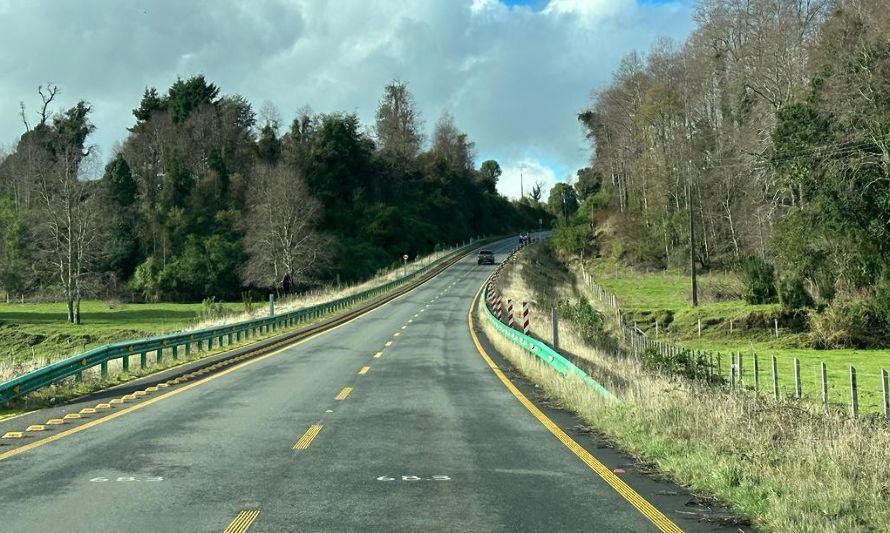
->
(335, 387, 353, 400)
(358, 366, 370, 376)
(293, 424, 323, 450)
(467, 286, 684, 533)
(223, 509, 260, 533)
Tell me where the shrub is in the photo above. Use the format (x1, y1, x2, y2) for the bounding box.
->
(557, 297, 614, 350)
(777, 275, 813, 309)
(808, 296, 884, 348)
(199, 296, 227, 321)
(740, 255, 777, 304)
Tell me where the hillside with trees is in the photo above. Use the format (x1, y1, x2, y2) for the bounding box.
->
(0, 78, 548, 319)
(559, 0, 890, 348)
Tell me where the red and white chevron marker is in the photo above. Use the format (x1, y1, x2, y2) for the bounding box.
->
(522, 301, 530, 334)
(507, 299, 514, 327)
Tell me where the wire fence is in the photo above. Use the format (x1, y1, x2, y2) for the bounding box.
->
(578, 267, 890, 421)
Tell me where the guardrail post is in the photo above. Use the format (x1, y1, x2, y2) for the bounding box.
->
(771, 355, 779, 401)
(101, 361, 108, 378)
(821, 362, 828, 413)
(75, 371, 82, 383)
(123, 354, 129, 372)
(140, 352, 147, 369)
(794, 357, 801, 399)
(185, 342, 191, 357)
(172, 345, 178, 361)
(156, 349, 163, 364)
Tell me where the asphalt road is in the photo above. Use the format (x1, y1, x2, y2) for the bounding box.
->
(0, 238, 743, 532)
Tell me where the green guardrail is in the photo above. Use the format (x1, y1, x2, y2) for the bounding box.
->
(0, 239, 492, 404)
(481, 260, 617, 402)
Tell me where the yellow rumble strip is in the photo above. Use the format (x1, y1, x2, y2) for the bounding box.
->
(335, 387, 353, 400)
(293, 424, 323, 450)
(222, 509, 260, 533)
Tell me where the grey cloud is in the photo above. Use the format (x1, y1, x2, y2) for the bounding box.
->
(0, 0, 693, 176)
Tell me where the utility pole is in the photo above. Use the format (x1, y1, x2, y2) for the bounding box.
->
(520, 164, 525, 199)
(687, 170, 698, 307)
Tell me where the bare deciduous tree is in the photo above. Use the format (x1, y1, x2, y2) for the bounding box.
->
(35, 146, 104, 324)
(242, 163, 327, 292)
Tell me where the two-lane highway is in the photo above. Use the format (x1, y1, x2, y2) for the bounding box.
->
(0, 238, 730, 532)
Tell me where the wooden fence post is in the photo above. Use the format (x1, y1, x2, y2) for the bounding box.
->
(850, 365, 859, 419)
(753, 353, 760, 395)
(882, 369, 889, 422)
(794, 358, 801, 399)
(771, 355, 779, 401)
(729, 353, 735, 389)
(738, 352, 744, 389)
(821, 362, 828, 413)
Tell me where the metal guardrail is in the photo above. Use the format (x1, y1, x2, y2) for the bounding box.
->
(481, 249, 617, 402)
(0, 240, 487, 403)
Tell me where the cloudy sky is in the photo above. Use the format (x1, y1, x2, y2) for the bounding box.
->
(0, 0, 695, 199)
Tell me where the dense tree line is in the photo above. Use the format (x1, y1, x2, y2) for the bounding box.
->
(570, 0, 890, 347)
(0, 78, 548, 317)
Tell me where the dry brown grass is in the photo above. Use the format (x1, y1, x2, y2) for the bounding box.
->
(483, 271, 890, 532)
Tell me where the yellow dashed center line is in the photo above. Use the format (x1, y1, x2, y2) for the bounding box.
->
(293, 424, 324, 450)
(358, 366, 370, 376)
(374, 351, 383, 359)
(385, 341, 393, 347)
(401, 325, 407, 330)
(223, 509, 260, 533)
(393, 332, 400, 337)
(335, 387, 353, 400)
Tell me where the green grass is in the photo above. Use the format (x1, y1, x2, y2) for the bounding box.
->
(486, 268, 890, 532)
(585, 258, 890, 415)
(0, 300, 242, 366)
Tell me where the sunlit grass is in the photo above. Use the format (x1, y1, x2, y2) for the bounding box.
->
(483, 269, 890, 532)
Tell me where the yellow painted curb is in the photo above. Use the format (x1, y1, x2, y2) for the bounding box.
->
(145, 386, 158, 392)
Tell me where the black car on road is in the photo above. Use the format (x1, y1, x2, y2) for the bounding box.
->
(477, 250, 495, 265)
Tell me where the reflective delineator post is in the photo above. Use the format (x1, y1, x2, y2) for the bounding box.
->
(522, 302, 530, 335)
(507, 299, 514, 328)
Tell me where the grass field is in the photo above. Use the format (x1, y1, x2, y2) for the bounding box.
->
(491, 251, 890, 531)
(584, 259, 890, 415)
(0, 300, 242, 367)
